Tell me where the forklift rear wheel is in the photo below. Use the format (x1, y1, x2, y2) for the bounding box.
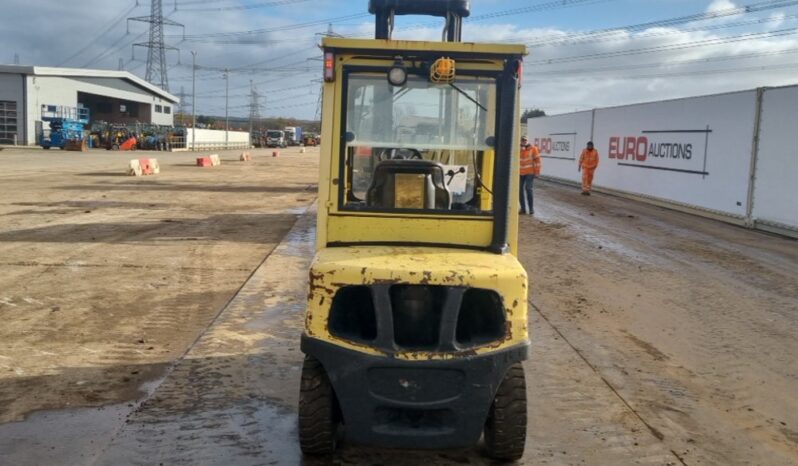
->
(298, 356, 339, 455)
(111, 144, 120, 151)
(483, 362, 527, 461)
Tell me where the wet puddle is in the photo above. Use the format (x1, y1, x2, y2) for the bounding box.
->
(0, 403, 132, 466)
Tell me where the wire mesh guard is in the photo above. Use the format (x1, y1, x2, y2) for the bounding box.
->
(430, 57, 456, 84)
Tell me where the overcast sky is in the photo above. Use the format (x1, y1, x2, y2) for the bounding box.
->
(3, 0, 798, 119)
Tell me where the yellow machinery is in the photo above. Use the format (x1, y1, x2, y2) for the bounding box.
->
(300, 0, 529, 459)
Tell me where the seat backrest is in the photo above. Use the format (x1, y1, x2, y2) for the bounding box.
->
(367, 160, 452, 210)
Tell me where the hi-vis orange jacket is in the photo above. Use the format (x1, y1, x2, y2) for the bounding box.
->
(579, 148, 599, 170)
(520, 145, 542, 176)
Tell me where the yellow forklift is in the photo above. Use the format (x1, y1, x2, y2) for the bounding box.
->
(300, 0, 529, 460)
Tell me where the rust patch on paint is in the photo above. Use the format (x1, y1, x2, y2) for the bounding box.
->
(309, 270, 336, 296)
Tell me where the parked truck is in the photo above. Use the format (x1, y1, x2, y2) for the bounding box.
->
(284, 126, 302, 146)
(266, 130, 286, 148)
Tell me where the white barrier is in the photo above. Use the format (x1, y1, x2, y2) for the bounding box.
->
(751, 86, 798, 233)
(527, 85, 798, 237)
(184, 128, 250, 151)
(127, 158, 159, 176)
(593, 91, 757, 219)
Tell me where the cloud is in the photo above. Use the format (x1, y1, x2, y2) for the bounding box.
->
(770, 11, 787, 28)
(707, 0, 737, 14)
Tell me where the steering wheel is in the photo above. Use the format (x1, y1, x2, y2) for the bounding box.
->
(377, 148, 423, 161)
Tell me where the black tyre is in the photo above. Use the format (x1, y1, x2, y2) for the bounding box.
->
(111, 143, 120, 151)
(484, 363, 527, 461)
(298, 356, 339, 455)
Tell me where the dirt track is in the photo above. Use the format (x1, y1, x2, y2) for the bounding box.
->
(519, 181, 798, 465)
(0, 151, 796, 465)
(0, 147, 318, 423)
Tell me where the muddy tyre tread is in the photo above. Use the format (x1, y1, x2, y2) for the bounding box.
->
(298, 356, 338, 455)
(484, 363, 527, 461)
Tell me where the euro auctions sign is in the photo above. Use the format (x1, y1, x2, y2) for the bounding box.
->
(534, 133, 577, 161)
(608, 127, 712, 177)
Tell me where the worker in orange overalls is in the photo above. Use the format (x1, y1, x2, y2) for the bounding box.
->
(519, 136, 542, 215)
(578, 141, 599, 196)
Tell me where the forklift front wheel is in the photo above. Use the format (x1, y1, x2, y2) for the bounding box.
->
(298, 356, 339, 455)
(483, 362, 527, 461)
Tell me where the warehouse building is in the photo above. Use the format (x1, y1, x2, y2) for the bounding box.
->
(0, 65, 178, 145)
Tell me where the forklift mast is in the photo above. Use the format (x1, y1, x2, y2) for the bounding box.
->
(368, 0, 471, 42)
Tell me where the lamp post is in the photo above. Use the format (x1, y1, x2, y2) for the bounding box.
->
(249, 79, 253, 137)
(224, 68, 229, 148)
(191, 50, 197, 151)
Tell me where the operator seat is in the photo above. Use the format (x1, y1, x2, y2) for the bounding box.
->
(366, 160, 452, 210)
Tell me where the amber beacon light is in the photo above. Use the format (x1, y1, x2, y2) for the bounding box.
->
(430, 57, 456, 84)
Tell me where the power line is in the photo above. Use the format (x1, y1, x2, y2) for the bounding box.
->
(83, 30, 143, 68)
(177, 37, 297, 45)
(527, 47, 798, 77)
(168, 13, 369, 39)
(527, 61, 798, 81)
(57, 2, 139, 66)
(174, 0, 233, 5)
(195, 82, 315, 97)
(468, 0, 616, 22)
(82, 8, 178, 69)
(528, 27, 798, 65)
(529, 12, 798, 48)
(265, 89, 318, 105)
(165, 44, 319, 84)
(176, 0, 310, 12)
(196, 83, 316, 99)
(186, 52, 321, 94)
(523, 0, 798, 47)
(211, 99, 318, 113)
(83, 4, 185, 70)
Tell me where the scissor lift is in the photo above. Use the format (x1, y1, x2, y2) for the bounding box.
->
(40, 105, 90, 151)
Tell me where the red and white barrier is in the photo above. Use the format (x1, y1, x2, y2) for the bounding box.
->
(128, 158, 160, 176)
(196, 154, 221, 167)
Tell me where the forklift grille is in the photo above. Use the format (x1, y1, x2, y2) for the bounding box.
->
(390, 285, 447, 350)
(329, 286, 378, 342)
(456, 289, 506, 346)
(327, 285, 506, 350)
